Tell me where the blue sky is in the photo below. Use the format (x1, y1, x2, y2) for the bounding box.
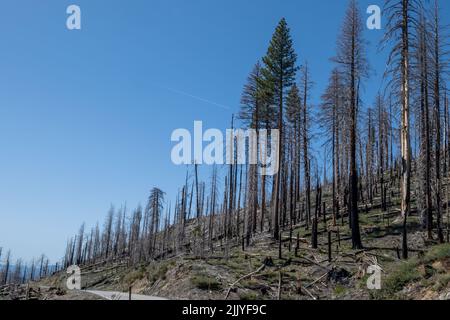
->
(0, 0, 448, 262)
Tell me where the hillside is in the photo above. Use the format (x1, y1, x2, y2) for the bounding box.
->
(6, 187, 450, 301)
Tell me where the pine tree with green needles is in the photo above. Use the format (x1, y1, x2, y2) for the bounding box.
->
(261, 18, 298, 241)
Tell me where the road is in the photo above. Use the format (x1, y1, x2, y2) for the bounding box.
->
(85, 290, 167, 300)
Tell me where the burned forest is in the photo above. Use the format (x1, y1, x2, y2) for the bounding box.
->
(1, 0, 450, 301)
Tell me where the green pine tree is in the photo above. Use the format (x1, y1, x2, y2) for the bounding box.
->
(261, 18, 298, 242)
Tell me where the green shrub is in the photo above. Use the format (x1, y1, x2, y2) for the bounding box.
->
(423, 244, 450, 264)
(334, 285, 346, 296)
(240, 279, 259, 288)
(191, 275, 222, 291)
(384, 260, 420, 293)
(149, 263, 170, 284)
(434, 274, 450, 291)
(371, 260, 420, 299)
(123, 268, 145, 285)
(372, 244, 450, 299)
(239, 291, 260, 300)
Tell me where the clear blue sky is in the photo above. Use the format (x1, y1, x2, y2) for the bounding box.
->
(0, 0, 448, 262)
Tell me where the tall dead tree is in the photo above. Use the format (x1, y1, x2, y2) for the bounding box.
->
(415, 15, 432, 236)
(1, 250, 11, 285)
(128, 206, 142, 264)
(103, 207, 114, 260)
(366, 108, 376, 204)
(320, 69, 344, 226)
(377, 95, 388, 212)
(431, 0, 445, 243)
(286, 83, 302, 228)
(75, 223, 85, 265)
(299, 63, 313, 229)
(239, 62, 263, 243)
(145, 188, 165, 259)
(383, 0, 419, 258)
(333, 0, 368, 249)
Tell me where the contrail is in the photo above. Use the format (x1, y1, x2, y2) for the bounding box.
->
(162, 86, 232, 110)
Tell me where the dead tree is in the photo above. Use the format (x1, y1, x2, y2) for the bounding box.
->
(300, 63, 313, 229)
(383, 0, 419, 259)
(333, 0, 368, 249)
(431, 0, 445, 243)
(1, 250, 11, 285)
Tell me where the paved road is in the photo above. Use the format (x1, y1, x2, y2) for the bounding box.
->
(85, 290, 167, 300)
